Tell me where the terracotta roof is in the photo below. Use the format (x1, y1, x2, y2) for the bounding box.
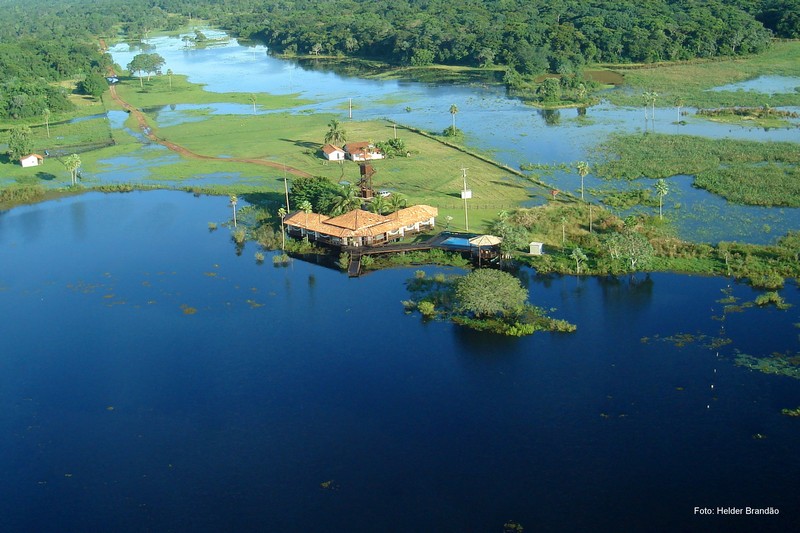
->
(321, 144, 343, 154)
(284, 205, 438, 240)
(344, 141, 371, 153)
(21, 154, 44, 160)
(325, 209, 386, 230)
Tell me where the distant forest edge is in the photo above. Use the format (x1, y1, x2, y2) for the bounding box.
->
(220, 0, 794, 71)
(0, 0, 799, 121)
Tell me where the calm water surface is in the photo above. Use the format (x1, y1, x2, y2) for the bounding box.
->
(1, 192, 799, 531)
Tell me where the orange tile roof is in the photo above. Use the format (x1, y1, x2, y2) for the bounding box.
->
(284, 205, 438, 240)
(321, 144, 343, 154)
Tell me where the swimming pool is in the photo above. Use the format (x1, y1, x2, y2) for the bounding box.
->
(441, 236, 473, 249)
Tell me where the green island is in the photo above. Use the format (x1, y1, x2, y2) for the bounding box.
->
(1, 0, 800, 340)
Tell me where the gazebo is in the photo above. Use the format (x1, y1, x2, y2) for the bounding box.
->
(468, 234, 503, 266)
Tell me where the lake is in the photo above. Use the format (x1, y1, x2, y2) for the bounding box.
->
(1, 191, 799, 531)
(103, 33, 800, 245)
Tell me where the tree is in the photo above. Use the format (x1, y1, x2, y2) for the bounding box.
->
(570, 247, 588, 274)
(229, 194, 238, 227)
(78, 72, 108, 98)
(643, 91, 658, 121)
(368, 195, 389, 215)
(7, 126, 33, 160)
(537, 78, 561, 103)
(605, 231, 654, 272)
(576, 161, 590, 200)
(455, 269, 528, 318)
(127, 54, 148, 87)
(449, 103, 458, 129)
(298, 199, 313, 227)
(249, 93, 257, 114)
(387, 193, 408, 213)
(654, 179, 669, 219)
(324, 119, 346, 146)
(277, 206, 287, 250)
(329, 184, 361, 216)
(63, 154, 81, 186)
(127, 53, 166, 87)
(167, 68, 173, 90)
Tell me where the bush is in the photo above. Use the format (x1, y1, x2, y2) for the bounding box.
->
(418, 300, 436, 317)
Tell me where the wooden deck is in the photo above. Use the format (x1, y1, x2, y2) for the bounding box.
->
(344, 233, 487, 277)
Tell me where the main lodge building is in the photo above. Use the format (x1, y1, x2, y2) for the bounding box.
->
(283, 205, 438, 247)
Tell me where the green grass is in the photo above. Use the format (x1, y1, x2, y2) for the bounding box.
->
(594, 133, 800, 206)
(601, 41, 800, 108)
(150, 112, 536, 224)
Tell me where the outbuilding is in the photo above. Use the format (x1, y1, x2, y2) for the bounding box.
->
(19, 154, 44, 168)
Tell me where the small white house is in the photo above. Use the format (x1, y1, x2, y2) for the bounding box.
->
(529, 242, 544, 255)
(20, 154, 44, 168)
(344, 141, 384, 162)
(321, 144, 345, 161)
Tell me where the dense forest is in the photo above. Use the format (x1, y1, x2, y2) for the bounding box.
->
(213, 0, 800, 72)
(0, 0, 798, 120)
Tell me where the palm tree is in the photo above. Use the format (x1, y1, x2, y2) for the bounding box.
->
(388, 193, 408, 213)
(64, 154, 81, 186)
(369, 195, 389, 215)
(324, 119, 347, 147)
(449, 104, 459, 129)
(229, 195, 238, 227)
(330, 184, 361, 216)
(249, 93, 257, 114)
(277, 207, 287, 250)
(643, 91, 658, 121)
(654, 179, 669, 220)
(43, 108, 51, 138)
(298, 200, 313, 229)
(576, 161, 590, 201)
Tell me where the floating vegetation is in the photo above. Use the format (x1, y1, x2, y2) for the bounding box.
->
(273, 253, 290, 265)
(319, 480, 339, 491)
(204, 272, 217, 277)
(781, 406, 800, 417)
(735, 351, 800, 380)
(208, 222, 218, 231)
(503, 521, 524, 533)
(254, 252, 265, 264)
(180, 304, 198, 315)
(657, 332, 731, 350)
(753, 291, 791, 309)
(245, 299, 264, 309)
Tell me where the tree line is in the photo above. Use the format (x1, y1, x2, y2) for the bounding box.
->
(215, 0, 794, 73)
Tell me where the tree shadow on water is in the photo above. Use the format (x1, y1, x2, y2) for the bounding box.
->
(36, 172, 57, 181)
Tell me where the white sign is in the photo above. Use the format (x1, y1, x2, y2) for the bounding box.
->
(461, 189, 472, 199)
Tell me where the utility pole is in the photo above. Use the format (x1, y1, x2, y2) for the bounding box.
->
(460, 167, 471, 232)
(349, 98, 352, 119)
(283, 165, 290, 212)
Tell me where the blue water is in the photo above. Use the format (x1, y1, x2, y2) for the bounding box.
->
(440, 236, 473, 249)
(709, 75, 800, 94)
(1, 192, 799, 531)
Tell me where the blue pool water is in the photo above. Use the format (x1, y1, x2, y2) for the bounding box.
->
(440, 236, 474, 249)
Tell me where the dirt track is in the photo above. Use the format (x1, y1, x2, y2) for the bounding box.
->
(106, 80, 312, 178)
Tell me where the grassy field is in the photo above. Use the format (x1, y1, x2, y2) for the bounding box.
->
(601, 41, 800, 108)
(593, 132, 800, 206)
(0, 73, 539, 231)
